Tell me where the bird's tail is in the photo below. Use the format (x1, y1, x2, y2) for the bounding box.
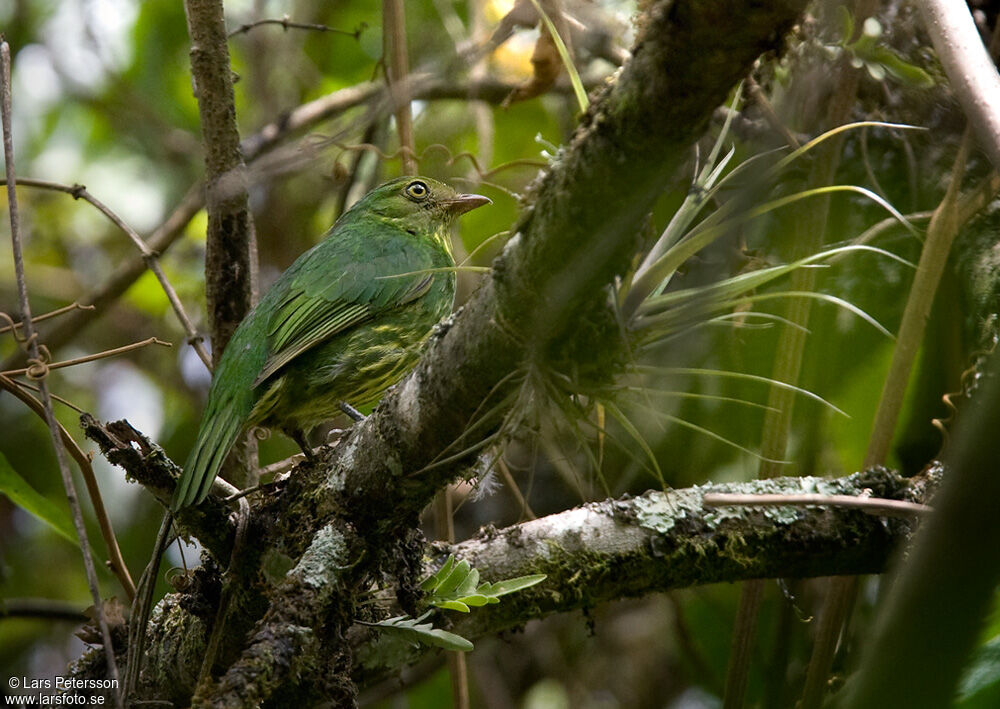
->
(172, 398, 245, 511)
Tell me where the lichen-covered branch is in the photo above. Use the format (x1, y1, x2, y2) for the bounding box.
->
(351, 468, 935, 685)
(69, 468, 935, 699)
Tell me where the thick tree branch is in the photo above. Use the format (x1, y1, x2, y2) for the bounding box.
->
(351, 467, 935, 686)
(69, 467, 936, 700)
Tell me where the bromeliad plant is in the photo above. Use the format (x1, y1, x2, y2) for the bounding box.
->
(498, 90, 924, 495)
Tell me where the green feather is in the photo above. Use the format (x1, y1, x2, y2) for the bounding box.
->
(171, 177, 489, 511)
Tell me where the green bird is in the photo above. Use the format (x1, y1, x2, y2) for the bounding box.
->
(172, 176, 490, 510)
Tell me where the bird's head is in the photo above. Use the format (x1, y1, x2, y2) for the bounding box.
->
(354, 176, 491, 234)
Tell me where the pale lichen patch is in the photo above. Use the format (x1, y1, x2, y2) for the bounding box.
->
(291, 524, 349, 588)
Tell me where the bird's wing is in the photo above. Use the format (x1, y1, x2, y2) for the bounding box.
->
(252, 241, 434, 387)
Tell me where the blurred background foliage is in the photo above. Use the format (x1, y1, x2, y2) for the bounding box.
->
(1, 0, 999, 707)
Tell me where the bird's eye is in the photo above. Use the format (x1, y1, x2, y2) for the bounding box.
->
(404, 180, 429, 201)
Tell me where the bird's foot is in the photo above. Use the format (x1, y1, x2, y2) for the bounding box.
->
(289, 429, 317, 462)
(339, 401, 366, 422)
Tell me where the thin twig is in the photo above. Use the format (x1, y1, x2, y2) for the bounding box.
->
(193, 498, 250, 699)
(703, 493, 932, 518)
(433, 489, 471, 709)
(0, 39, 123, 708)
(1, 182, 205, 372)
(497, 455, 537, 520)
(0, 598, 88, 623)
(0, 302, 94, 334)
(2, 337, 171, 377)
(0, 177, 212, 369)
(746, 76, 800, 149)
(0, 374, 136, 599)
(124, 513, 172, 703)
(5, 378, 87, 413)
(227, 16, 366, 39)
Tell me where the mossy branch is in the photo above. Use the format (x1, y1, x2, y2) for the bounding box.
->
(67, 467, 935, 700)
(350, 468, 934, 687)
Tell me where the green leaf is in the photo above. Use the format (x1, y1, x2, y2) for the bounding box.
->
(836, 5, 854, 45)
(434, 559, 473, 598)
(373, 612, 474, 652)
(454, 567, 480, 596)
(435, 600, 471, 613)
(0, 451, 77, 545)
(959, 635, 1000, 703)
(871, 48, 935, 88)
(865, 61, 886, 82)
(478, 575, 548, 597)
(423, 556, 548, 612)
(456, 594, 491, 607)
(420, 555, 455, 592)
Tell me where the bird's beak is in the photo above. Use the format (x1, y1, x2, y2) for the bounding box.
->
(443, 193, 492, 215)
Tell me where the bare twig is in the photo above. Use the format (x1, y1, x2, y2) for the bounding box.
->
(5, 377, 87, 413)
(0, 302, 94, 334)
(746, 76, 801, 149)
(2, 337, 171, 377)
(497, 455, 537, 520)
(703, 492, 932, 518)
(124, 514, 172, 703)
(0, 597, 88, 623)
(0, 177, 212, 369)
(0, 374, 136, 599)
(228, 16, 366, 39)
(0, 39, 123, 708)
(1, 182, 205, 371)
